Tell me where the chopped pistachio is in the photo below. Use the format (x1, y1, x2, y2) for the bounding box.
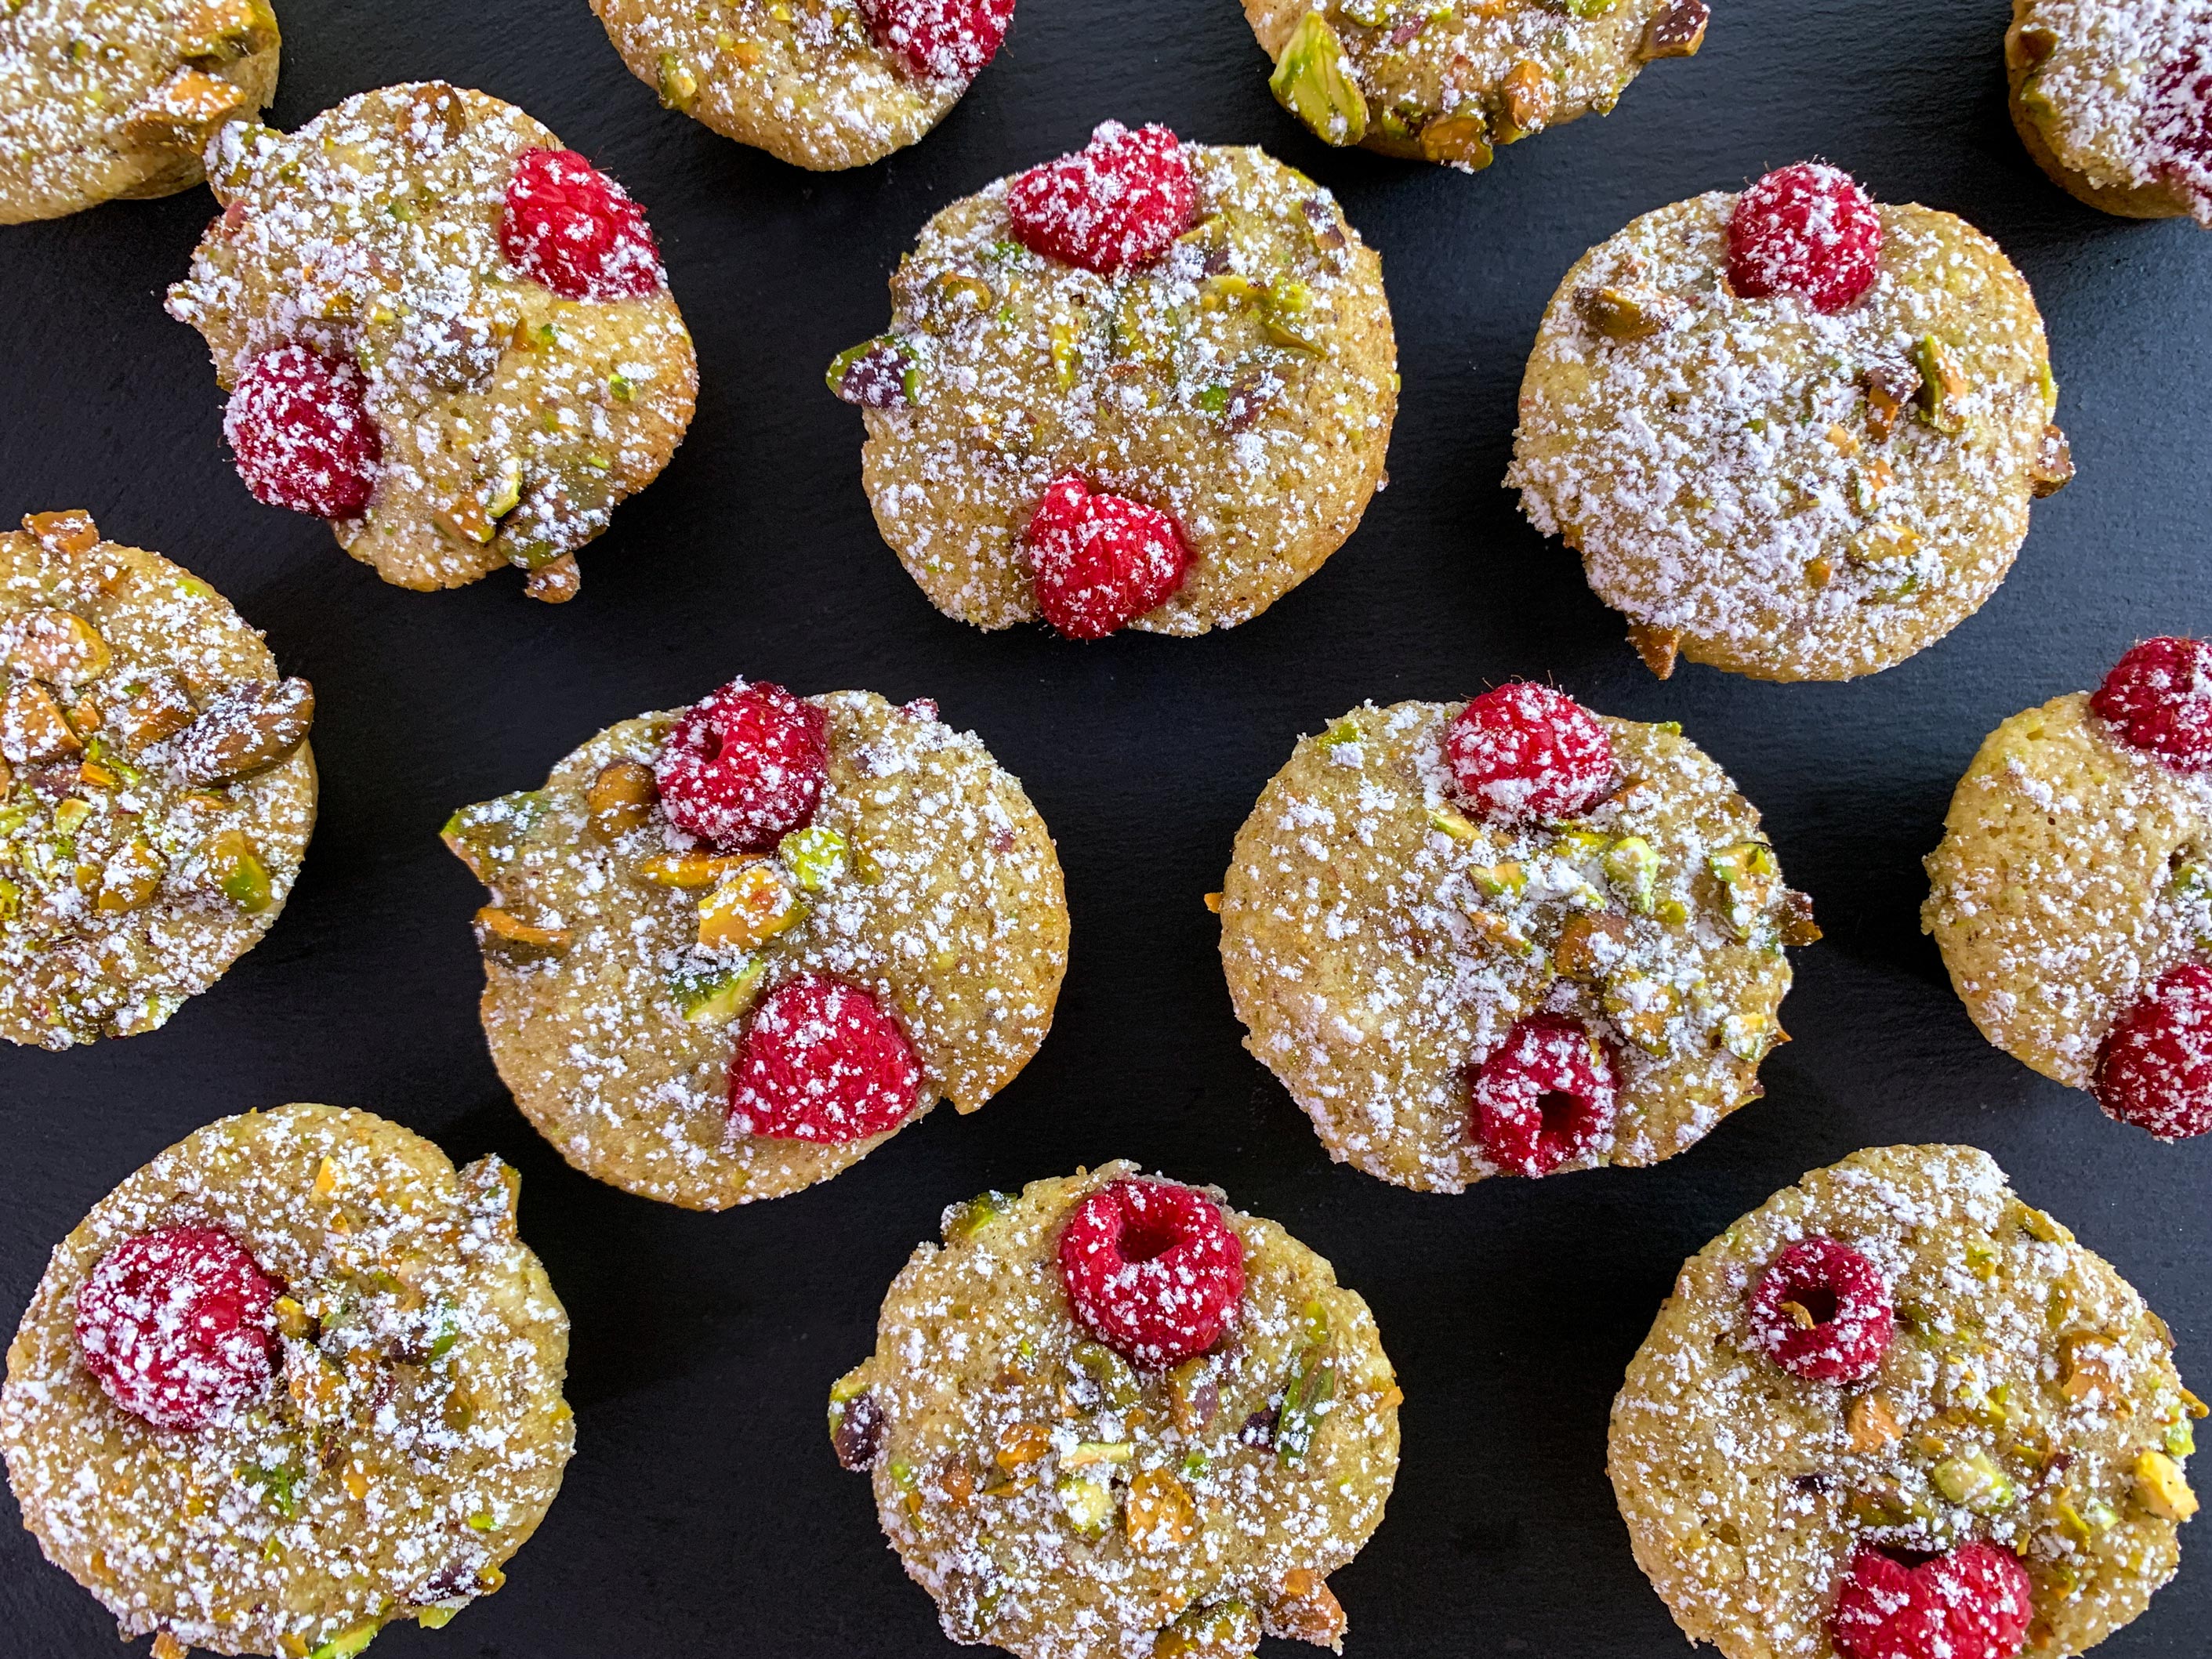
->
(1931, 1450, 2018, 1513)
(698, 863, 806, 951)
(1555, 911, 1632, 980)
(1469, 860, 1527, 900)
(1060, 1440, 1133, 1470)
(942, 1189, 1013, 1241)
(665, 955, 767, 1023)
(1640, 0, 1709, 57)
(2134, 1450, 2198, 1522)
(2166, 1418, 2196, 1459)
(779, 825, 849, 892)
(2031, 424, 2073, 498)
(1072, 1341, 1141, 1409)
(204, 828, 271, 913)
(1603, 973, 1674, 1054)
(1319, 718, 1362, 747)
(1278, 1301, 1336, 1466)
(473, 907, 569, 965)
(1271, 13, 1369, 146)
(657, 50, 699, 108)
(1426, 802, 1480, 843)
(1913, 335, 1968, 436)
(1576, 284, 1681, 341)
(1419, 110, 1492, 169)
(1602, 835, 1660, 913)
(1496, 59, 1554, 142)
(1847, 1393, 1902, 1452)
(306, 1624, 379, 1659)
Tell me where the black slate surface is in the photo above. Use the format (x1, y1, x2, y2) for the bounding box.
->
(4, 0, 2211, 1654)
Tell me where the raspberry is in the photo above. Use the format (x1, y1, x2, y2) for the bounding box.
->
(74, 1225, 278, 1431)
(2090, 636, 2212, 770)
(730, 974, 922, 1142)
(1445, 683, 1614, 821)
(223, 345, 381, 520)
(654, 679, 829, 852)
(1006, 121, 1196, 275)
(1057, 1179, 1245, 1369)
(500, 148, 665, 303)
(1025, 475, 1193, 639)
(1831, 1544, 2033, 1659)
(1726, 163, 1884, 314)
(858, 0, 1013, 81)
(1746, 1237, 1894, 1383)
(2147, 43, 2212, 224)
(2095, 962, 2212, 1140)
(1469, 1012, 1616, 1176)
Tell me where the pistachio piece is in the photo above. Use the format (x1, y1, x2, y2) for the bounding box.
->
(1418, 110, 1492, 169)
(121, 66, 250, 152)
(1862, 361, 1922, 442)
(1779, 889, 1822, 947)
(1931, 1450, 2017, 1512)
(1913, 335, 1968, 436)
(1603, 972, 1674, 1053)
(523, 552, 581, 603)
(1271, 13, 1369, 145)
(1071, 1340, 1142, 1410)
(1469, 860, 1527, 900)
(1603, 836, 1661, 913)
(1264, 1570, 1347, 1647)
(441, 790, 550, 884)
(1466, 908, 1536, 957)
(1847, 1393, 1902, 1452)
(109, 675, 197, 752)
(1640, 0, 1709, 57)
(1152, 1602, 1260, 1659)
(1125, 1468, 1198, 1552)
(1556, 911, 1634, 980)
(96, 841, 166, 913)
(2030, 425, 2073, 497)
(1167, 1355, 1221, 1433)
(1300, 196, 1348, 252)
(779, 825, 849, 892)
(2134, 1450, 2198, 1521)
(2, 679, 82, 765)
(638, 849, 761, 889)
(1848, 523, 1921, 568)
(1497, 60, 1554, 143)
(1627, 622, 1681, 679)
(1576, 284, 1684, 342)
(827, 1374, 886, 1469)
(1277, 1301, 1336, 1466)
(943, 1189, 1014, 1242)
(22, 509, 99, 558)
(1426, 802, 1480, 843)
(586, 759, 657, 839)
(203, 829, 272, 913)
(158, 677, 314, 785)
(1057, 1473, 1116, 1537)
(1564, 0, 1617, 13)
(697, 862, 806, 951)
(658, 50, 700, 109)
(665, 955, 767, 1023)
(473, 906, 569, 965)
(828, 336, 919, 409)
(8, 609, 112, 686)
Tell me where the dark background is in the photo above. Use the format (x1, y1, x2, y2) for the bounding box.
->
(4, 0, 2210, 1653)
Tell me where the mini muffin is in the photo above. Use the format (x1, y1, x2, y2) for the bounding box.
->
(1611, 1144, 2199, 1659)
(445, 679, 1068, 1210)
(0, 0, 280, 224)
(831, 120, 1396, 639)
(0, 1103, 575, 1657)
(166, 82, 698, 603)
(1925, 636, 2212, 1143)
(1242, 0, 1709, 170)
(593, 0, 1013, 170)
(0, 509, 314, 1049)
(829, 1163, 1402, 1657)
(1508, 163, 2072, 683)
(2007, 0, 2212, 225)
(1220, 685, 1815, 1192)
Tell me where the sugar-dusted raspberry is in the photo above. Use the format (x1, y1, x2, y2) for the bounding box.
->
(1746, 1236, 1894, 1383)
(654, 679, 829, 852)
(730, 974, 923, 1142)
(1025, 475, 1193, 639)
(1057, 1179, 1245, 1369)
(501, 147, 665, 303)
(74, 1225, 278, 1431)
(2096, 962, 2212, 1140)
(859, 0, 1014, 82)
(1006, 121, 1196, 275)
(2147, 44, 2212, 223)
(1469, 1012, 1616, 1177)
(1726, 163, 1884, 314)
(2089, 636, 2212, 770)
(1445, 683, 1614, 821)
(223, 345, 382, 520)
(1831, 1543, 2033, 1659)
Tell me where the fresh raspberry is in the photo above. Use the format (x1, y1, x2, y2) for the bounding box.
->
(858, 0, 1013, 81)
(730, 974, 922, 1142)
(1057, 1179, 1245, 1369)
(654, 679, 829, 852)
(74, 1225, 278, 1431)
(1005, 121, 1196, 275)
(1469, 1012, 1616, 1177)
(2090, 637, 2212, 770)
(1830, 1543, 2033, 1659)
(1726, 163, 1884, 314)
(2096, 962, 2212, 1140)
(1746, 1237, 1894, 1383)
(223, 345, 381, 520)
(1025, 475, 1192, 639)
(1445, 683, 1614, 821)
(500, 148, 665, 303)
(2147, 43, 2212, 224)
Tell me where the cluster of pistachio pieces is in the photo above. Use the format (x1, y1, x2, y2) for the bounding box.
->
(444, 755, 863, 1027)
(0, 512, 310, 970)
(1267, 0, 1707, 168)
(98, 0, 279, 160)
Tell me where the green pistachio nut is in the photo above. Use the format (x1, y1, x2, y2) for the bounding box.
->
(1271, 13, 1369, 147)
(1913, 335, 1968, 436)
(1931, 1450, 2017, 1513)
(942, 1189, 1012, 1241)
(1602, 835, 1660, 912)
(308, 1625, 379, 1659)
(1057, 1473, 1116, 1537)
(780, 825, 849, 892)
(658, 51, 699, 109)
(665, 956, 767, 1024)
(1072, 1340, 1143, 1410)
(1277, 1302, 1336, 1466)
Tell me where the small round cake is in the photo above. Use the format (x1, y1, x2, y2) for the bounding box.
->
(829, 1163, 1402, 1657)
(1612, 1143, 2199, 1659)
(1508, 163, 2071, 683)
(446, 679, 1069, 1209)
(0, 0, 281, 223)
(1924, 636, 2212, 1142)
(591, 0, 1013, 170)
(832, 120, 1397, 639)
(0, 1103, 575, 1657)
(0, 509, 315, 1049)
(1242, 0, 1709, 171)
(165, 82, 698, 603)
(2007, 0, 2212, 225)
(1220, 686, 1815, 1192)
